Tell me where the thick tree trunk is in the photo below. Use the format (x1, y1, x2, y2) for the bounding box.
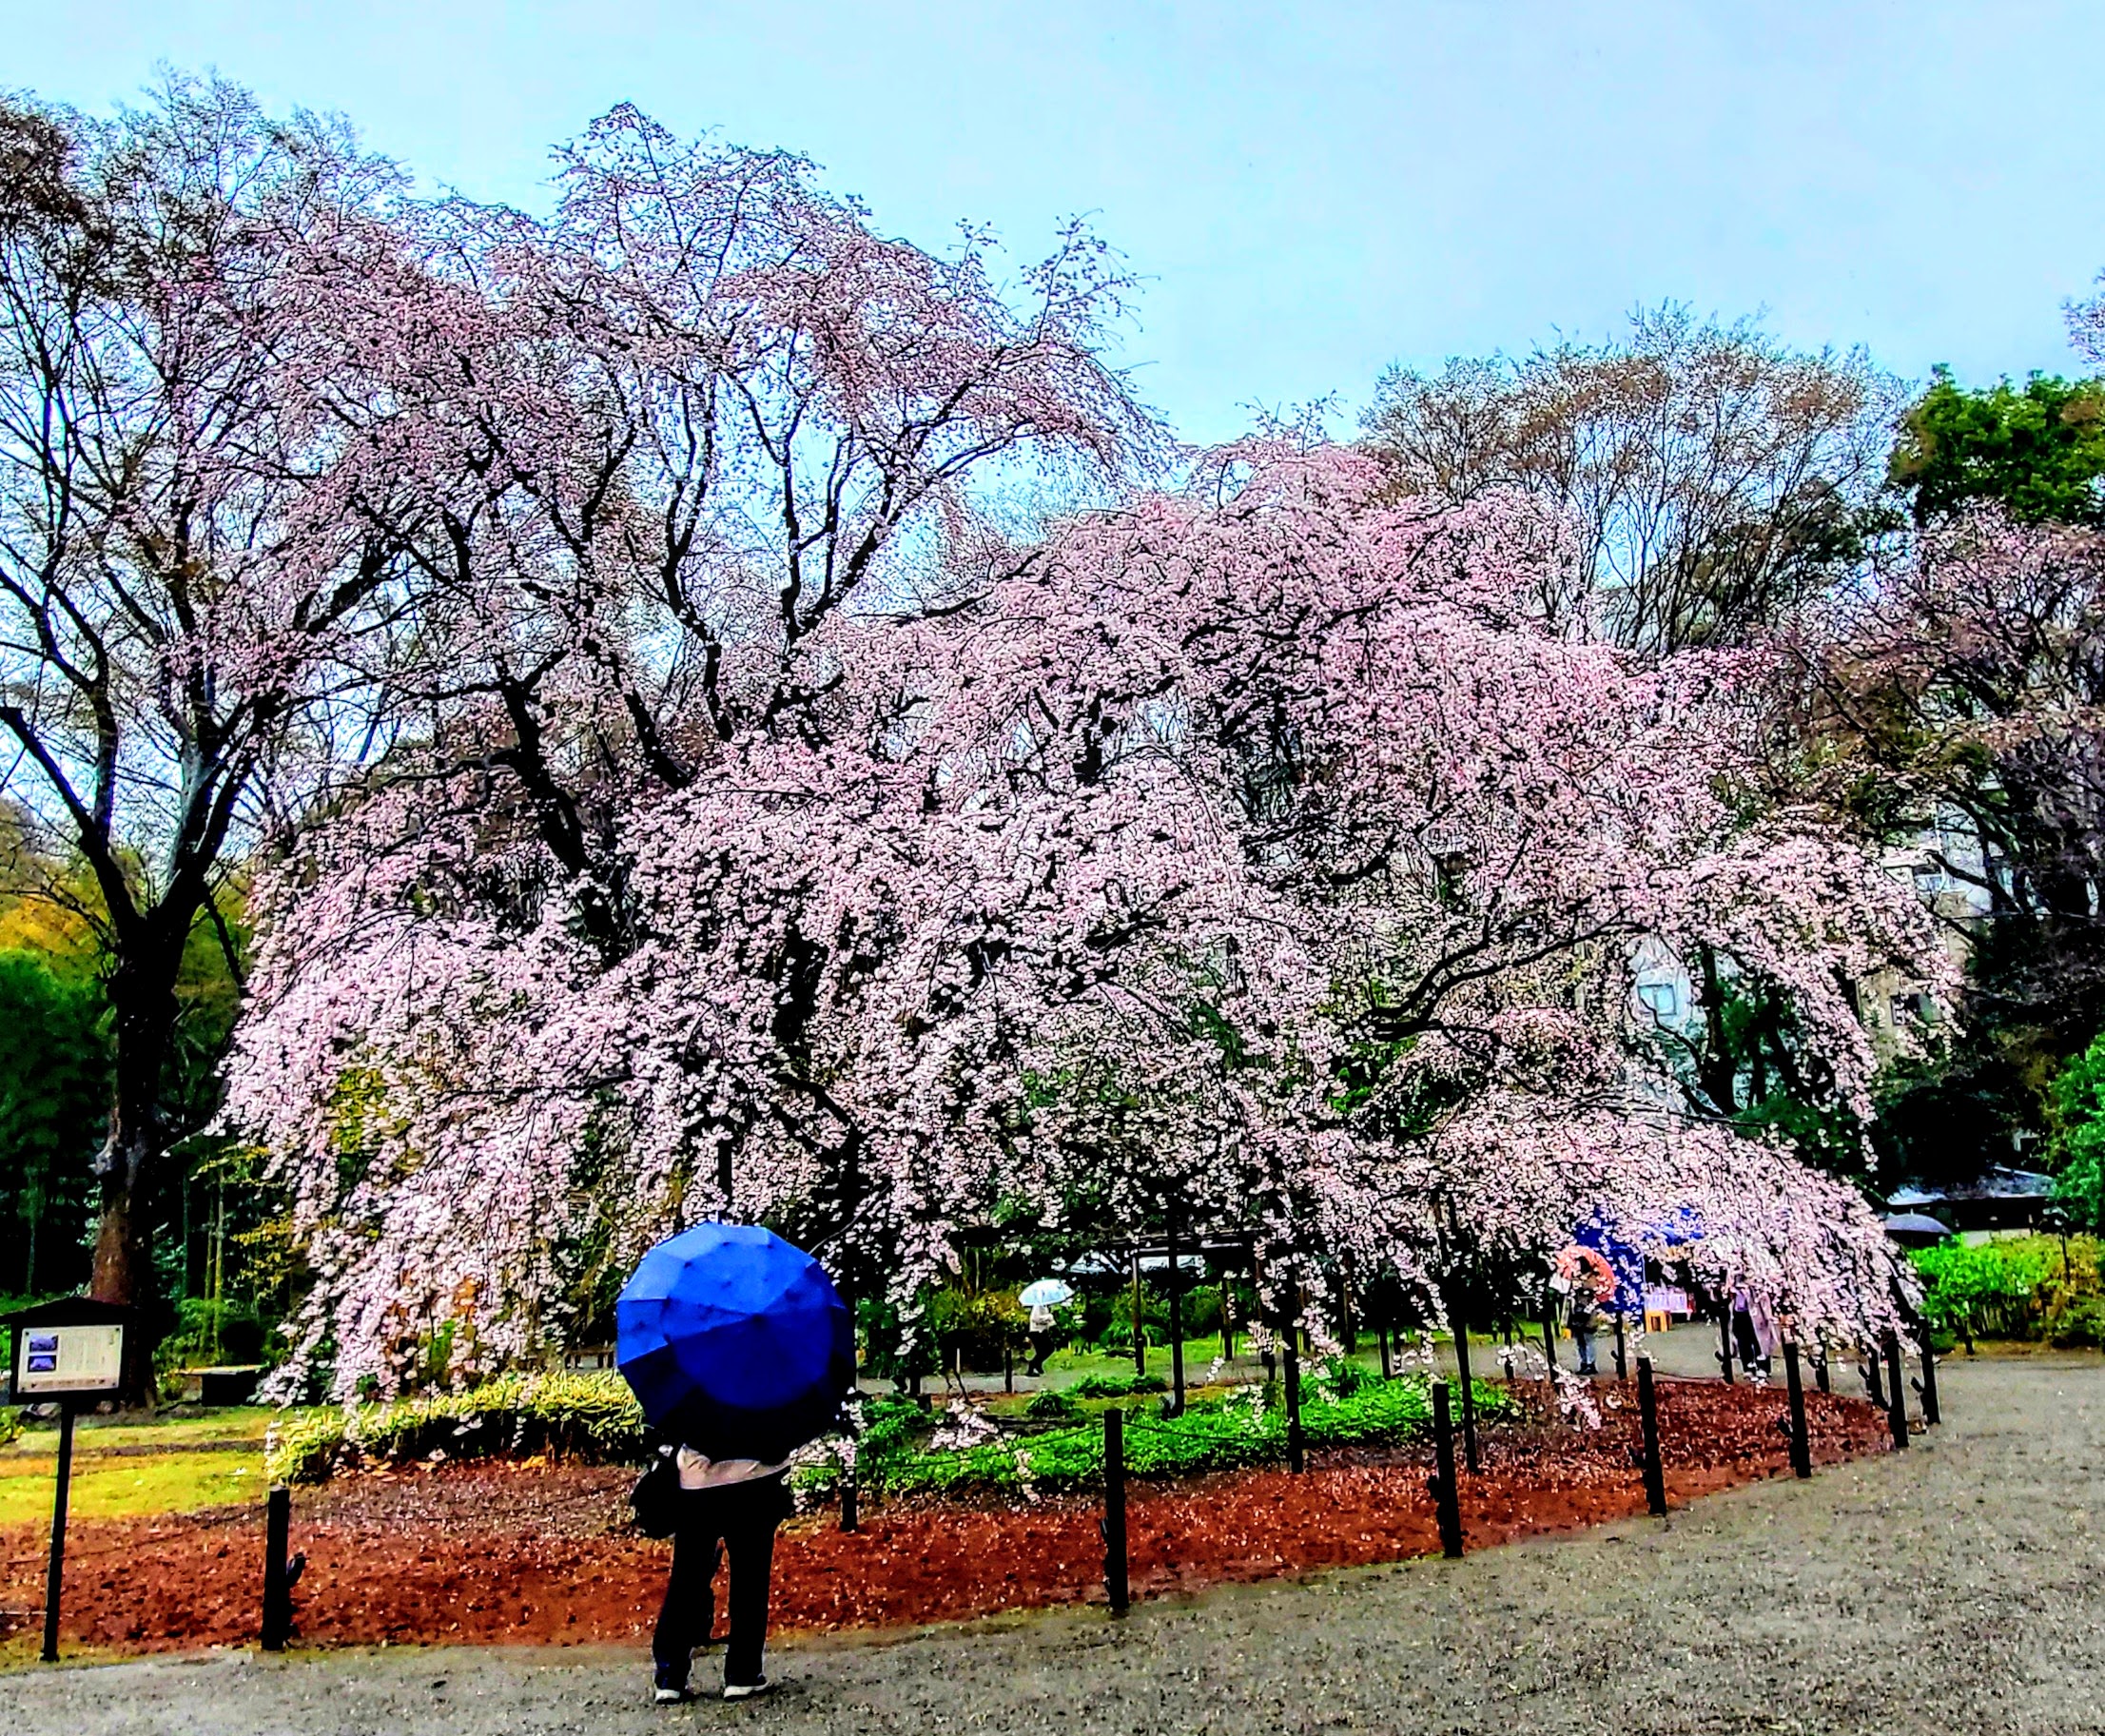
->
(89, 946, 183, 1404)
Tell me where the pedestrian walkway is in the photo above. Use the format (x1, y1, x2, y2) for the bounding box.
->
(12, 1353, 2097, 1733)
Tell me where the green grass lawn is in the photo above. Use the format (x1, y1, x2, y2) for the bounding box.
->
(0, 1407, 274, 1528)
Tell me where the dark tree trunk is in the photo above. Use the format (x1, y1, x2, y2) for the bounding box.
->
(89, 932, 185, 1402)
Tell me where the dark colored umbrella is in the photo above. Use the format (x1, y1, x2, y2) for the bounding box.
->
(616, 1223, 853, 1464)
(1881, 1212, 1951, 1244)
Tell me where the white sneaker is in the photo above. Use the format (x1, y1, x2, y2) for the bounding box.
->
(722, 1677, 772, 1701)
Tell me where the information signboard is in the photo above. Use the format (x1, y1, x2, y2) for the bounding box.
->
(13, 1321, 125, 1399)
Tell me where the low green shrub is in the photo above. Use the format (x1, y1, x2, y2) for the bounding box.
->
(1911, 1236, 2102, 1343)
(264, 1371, 647, 1484)
(1068, 1371, 1168, 1398)
(830, 1373, 1510, 1501)
(1023, 1388, 1082, 1420)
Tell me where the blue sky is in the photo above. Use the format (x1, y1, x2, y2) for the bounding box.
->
(10, 1, 2099, 441)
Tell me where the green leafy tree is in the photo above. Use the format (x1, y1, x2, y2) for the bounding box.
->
(1890, 367, 2105, 527)
(2050, 1031, 2105, 1232)
(0, 949, 107, 1297)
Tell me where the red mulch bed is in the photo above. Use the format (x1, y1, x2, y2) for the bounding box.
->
(0, 1379, 1891, 1653)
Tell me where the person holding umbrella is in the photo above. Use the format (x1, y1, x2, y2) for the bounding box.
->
(1018, 1278, 1073, 1376)
(618, 1223, 855, 1704)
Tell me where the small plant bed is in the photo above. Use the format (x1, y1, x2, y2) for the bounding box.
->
(0, 1378, 1891, 1656)
(830, 1370, 1511, 1503)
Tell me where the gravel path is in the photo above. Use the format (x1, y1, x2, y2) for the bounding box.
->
(11, 1352, 2101, 1735)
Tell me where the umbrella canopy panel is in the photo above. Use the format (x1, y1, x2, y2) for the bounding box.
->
(617, 1223, 853, 1464)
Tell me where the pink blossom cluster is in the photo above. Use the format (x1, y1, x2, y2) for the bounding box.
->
(212, 120, 1949, 1398)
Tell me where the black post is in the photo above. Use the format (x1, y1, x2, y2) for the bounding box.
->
(1717, 1306, 1736, 1384)
(1004, 1341, 1013, 1395)
(1430, 1379, 1464, 1558)
(1283, 1327, 1305, 1473)
(1612, 1312, 1627, 1381)
(1451, 1306, 1480, 1473)
(1636, 1356, 1667, 1517)
(1864, 1346, 1885, 1410)
(841, 1467, 859, 1532)
(1814, 1348, 1830, 1395)
(1101, 1410, 1128, 1615)
(1131, 1254, 1145, 1377)
(1221, 1278, 1236, 1363)
(263, 1485, 291, 1651)
(40, 1402, 74, 1664)
(1783, 1342, 1812, 1479)
(1914, 1326, 1941, 1427)
(1883, 1331, 1909, 1451)
(1166, 1213, 1185, 1416)
(1377, 1322, 1392, 1381)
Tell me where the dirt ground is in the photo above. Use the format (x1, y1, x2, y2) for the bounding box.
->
(6, 1355, 2098, 1734)
(0, 1377, 1884, 1654)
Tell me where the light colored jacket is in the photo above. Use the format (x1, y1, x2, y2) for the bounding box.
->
(675, 1446, 789, 1491)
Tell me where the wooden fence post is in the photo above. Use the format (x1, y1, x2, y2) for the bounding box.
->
(262, 1484, 304, 1651)
(840, 1470, 858, 1533)
(1101, 1410, 1129, 1615)
(1636, 1356, 1667, 1517)
(1913, 1326, 1940, 1427)
(1882, 1331, 1909, 1451)
(1612, 1313, 1627, 1382)
(1783, 1341, 1812, 1479)
(1429, 1379, 1464, 1558)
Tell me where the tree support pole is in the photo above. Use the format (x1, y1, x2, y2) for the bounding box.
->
(1166, 1210, 1185, 1416)
(1131, 1252, 1145, 1377)
(1283, 1326, 1305, 1474)
(1451, 1301, 1480, 1473)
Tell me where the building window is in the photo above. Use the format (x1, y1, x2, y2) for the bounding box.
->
(1636, 983, 1679, 1019)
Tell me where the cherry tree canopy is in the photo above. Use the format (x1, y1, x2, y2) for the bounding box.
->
(231, 434, 1951, 1398)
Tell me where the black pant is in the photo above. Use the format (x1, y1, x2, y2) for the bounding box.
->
(653, 1475, 789, 1689)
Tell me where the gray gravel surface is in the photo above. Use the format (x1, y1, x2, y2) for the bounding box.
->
(10, 1352, 2101, 1735)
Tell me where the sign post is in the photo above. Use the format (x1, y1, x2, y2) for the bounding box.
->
(5, 1298, 129, 1665)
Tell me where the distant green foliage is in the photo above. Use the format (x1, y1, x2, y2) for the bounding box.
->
(1910, 1235, 2103, 1347)
(264, 1371, 647, 1483)
(2051, 1032, 2105, 1233)
(1891, 367, 2105, 527)
(0, 949, 108, 1297)
(1023, 1387, 1082, 1420)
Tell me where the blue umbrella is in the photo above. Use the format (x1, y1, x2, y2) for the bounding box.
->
(616, 1223, 854, 1464)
